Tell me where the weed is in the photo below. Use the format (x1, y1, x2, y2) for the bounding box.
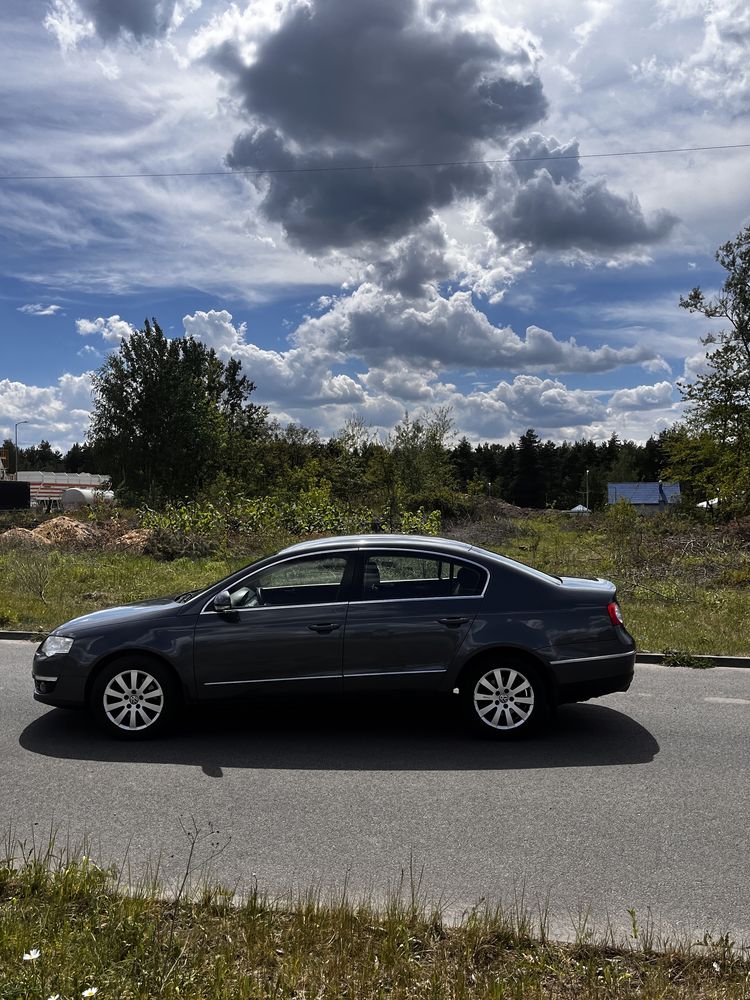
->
(662, 648, 714, 669)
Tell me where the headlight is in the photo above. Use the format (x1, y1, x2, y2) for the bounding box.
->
(40, 635, 74, 657)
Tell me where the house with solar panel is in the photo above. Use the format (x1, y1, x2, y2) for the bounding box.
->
(607, 481, 681, 513)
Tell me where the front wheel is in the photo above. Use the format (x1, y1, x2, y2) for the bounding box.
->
(461, 660, 548, 739)
(90, 657, 177, 739)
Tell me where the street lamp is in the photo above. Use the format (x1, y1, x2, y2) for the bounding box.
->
(14, 420, 28, 480)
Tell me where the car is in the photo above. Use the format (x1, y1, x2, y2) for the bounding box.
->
(32, 533, 636, 740)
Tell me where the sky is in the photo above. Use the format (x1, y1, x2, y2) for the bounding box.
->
(1, 0, 749, 455)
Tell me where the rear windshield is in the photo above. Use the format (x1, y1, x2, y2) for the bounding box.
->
(468, 545, 562, 585)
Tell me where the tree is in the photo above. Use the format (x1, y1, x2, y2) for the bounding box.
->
(511, 429, 545, 508)
(451, 436, 475, 490)
(63, 442, 100, 473)
(667, 226, 750, 512)
(18, 440, 64, 472)
(388, 407, 456, 503)
(88, 318, 265, 502)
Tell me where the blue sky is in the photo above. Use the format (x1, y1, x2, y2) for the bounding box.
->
(1, 0, 748, 453)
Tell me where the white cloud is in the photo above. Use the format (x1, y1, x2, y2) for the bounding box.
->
(0, 372, 93, 450)
(607, 381, 675, 410)
(680, 348, 712, 385)
(17, 303, 62, 316)
(182, 309, 365, 408)
(182, 307, 246, 349)
(636, 0, 750, 114)
(293, 281, 666, 374)
(180, 305, 678, 443)
(44, 0, 95, 53)
(76, 315, 137, 342)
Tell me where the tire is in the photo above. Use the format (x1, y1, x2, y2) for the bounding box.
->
(460, 658, 548, 739)
(90, 656, 177, 740)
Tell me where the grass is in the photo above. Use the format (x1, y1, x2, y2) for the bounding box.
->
(0, 550, 251, 634)
(1, 508, 749, 655)
(497, 513, 750, 657)
(1, 832, 748, 1000)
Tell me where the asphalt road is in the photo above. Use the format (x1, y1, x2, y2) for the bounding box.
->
(2, 640, 749, 943)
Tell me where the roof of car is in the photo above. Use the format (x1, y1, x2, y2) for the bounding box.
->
(278, 533, 475, 556)
(276, 534, 562, 587)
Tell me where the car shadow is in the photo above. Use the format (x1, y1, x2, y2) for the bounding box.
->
(19, 694, 659, 771)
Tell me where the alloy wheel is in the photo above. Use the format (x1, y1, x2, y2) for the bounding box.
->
(103, 668, 165, 732)
(473, 667, 535, 731)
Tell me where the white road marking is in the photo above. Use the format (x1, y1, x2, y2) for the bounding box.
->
(704, 697, 750, 705)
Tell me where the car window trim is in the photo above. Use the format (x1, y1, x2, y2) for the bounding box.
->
(202, 600, 349, 616)
(200, 549, 358, 614)
(352, 548, 490, 602)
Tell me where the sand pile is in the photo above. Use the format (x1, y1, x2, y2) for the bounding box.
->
(31, 516, 100, 547)
(112, 528, 153, 553)
(0, 526, 52, 547)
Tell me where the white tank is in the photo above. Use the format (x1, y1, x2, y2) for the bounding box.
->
(61, 488, 115, 509)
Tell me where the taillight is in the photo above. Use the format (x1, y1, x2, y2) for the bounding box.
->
(607, 601, 624, 626)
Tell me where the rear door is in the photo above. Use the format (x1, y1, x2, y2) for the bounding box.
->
(342, 548, 486, 691)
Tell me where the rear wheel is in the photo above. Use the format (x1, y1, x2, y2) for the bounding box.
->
(90, 656, 177, 739)
(461, 659, 547, 739)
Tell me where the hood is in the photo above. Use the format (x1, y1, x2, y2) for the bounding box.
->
(53, 597, 180, 636)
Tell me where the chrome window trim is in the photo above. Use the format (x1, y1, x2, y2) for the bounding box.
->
(200, 546, 489, 613)
(348, 594, 481, 606)
(356, 548, 489, 601)
(202, 600, 348, 616)
(550, 650, 634, 665)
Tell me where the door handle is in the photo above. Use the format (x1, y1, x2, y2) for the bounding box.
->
(308, 623, 341, 634)
(437, 616, 469, 628)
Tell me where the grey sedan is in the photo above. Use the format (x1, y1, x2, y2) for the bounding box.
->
(32, 534, 635, 740)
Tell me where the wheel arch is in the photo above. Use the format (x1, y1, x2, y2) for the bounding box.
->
(84, 648, 187, 709)
(454, 646, 558, 704)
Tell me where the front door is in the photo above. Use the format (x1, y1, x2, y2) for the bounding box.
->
(194, 553, 352, 698)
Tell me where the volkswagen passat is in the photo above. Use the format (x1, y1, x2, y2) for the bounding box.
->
(33, 534, 635, 740)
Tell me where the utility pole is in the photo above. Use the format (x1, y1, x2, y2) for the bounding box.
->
(14, 420, 28, 480)
(585, 468, 590, 510)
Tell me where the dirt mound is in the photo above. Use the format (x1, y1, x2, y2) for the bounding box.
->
(112, 528, 153, 553)
(31, 516, 100, 547)
(0, 526, 52, 548)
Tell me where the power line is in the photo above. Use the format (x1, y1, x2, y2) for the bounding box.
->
(1, 141, 749, 182)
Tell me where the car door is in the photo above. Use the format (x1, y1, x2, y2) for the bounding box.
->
(193, 552, 353, 699)
(342, 548, 486, 691)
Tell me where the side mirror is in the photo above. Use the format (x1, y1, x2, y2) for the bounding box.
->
(213, 589, 232, 613)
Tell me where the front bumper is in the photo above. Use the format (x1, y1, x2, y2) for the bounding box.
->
(32, 649, 88, 708)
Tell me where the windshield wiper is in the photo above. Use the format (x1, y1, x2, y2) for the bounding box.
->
(173, 590, 200, 603)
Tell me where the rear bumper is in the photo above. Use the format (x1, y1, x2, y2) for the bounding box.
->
(556, 666, 634, 704)
(552, 642, 636, 703)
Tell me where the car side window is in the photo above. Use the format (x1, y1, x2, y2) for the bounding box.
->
(360, 552, 486, 601)
(230, 555, 349, 608)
